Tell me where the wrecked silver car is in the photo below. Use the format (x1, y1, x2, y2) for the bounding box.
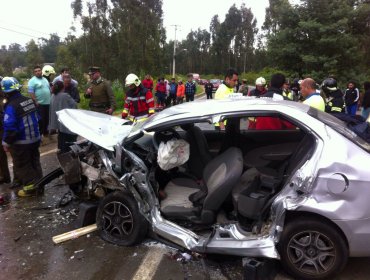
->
(56, 98, 370, 280)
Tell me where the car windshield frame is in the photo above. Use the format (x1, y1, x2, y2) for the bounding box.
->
(307, 107, 370, 153)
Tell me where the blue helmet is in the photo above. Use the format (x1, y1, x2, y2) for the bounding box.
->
(1, 77, 22, 93)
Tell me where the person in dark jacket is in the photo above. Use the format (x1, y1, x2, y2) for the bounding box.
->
(63, 73, 80, 103)
(185, 74, 196, 102)
(49, 81, 78, 153)
(1, 77, 42, 197)
(256, 73, 295, 130)
(344, 81, 360, 116)
(321, 78, 345, 114)
(0, 77, 10, 185)
(362, 81, 370, 120)
(204, 80, 214, 99)
(167, 78, 178, 106)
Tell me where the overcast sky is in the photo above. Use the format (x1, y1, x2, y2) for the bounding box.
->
(0, 0, 270, 48)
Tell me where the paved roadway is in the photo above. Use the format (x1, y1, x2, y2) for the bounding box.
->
(1, 98, 370, 279)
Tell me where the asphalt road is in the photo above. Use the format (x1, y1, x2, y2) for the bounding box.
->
(1, 102, 370, 279)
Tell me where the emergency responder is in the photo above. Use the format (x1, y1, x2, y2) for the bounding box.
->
(121, 73, 155, 122)
(300, 78, 325, 111)
(248, 77, 267, 97)
(0, 76, 10, 185)
(42, 64, 56, 86)
(1, 77, 42, 197)
(282, 79, 294, 100)
(85, 66, 116, 114)
(215, 68, 238, 100)
(321, 78, 345, 114)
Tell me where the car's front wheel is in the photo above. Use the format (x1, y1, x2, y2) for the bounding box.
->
(96, 191, 148, 246)
(278, 217, 348, 280)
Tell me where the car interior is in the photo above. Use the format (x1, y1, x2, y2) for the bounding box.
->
(128, 113, 316, 233)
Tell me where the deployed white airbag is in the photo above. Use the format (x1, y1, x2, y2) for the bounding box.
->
(157, 139, 190, 170)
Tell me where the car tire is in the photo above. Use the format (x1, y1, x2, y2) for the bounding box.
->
(278, 217, 348, 280)
(96, 191, 148, 246)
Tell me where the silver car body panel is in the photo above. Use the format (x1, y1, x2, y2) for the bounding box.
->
(59, 99, 370, 258)
(57, 109, 131, 151)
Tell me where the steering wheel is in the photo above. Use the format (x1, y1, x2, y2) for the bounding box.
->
(152, 128, 181, 150)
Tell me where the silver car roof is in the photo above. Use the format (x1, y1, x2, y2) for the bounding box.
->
(140, 97, 310, 131)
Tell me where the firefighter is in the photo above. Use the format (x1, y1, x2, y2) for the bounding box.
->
(321, 78, 345, 114)
(122, 74, 155, 122)
(1, 77, 42, 197)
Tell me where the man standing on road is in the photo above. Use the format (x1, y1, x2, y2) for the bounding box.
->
(85, 67, 116, 114)
(63, 73, 80, 103)
(28, 65, 52, 142)
(215, 68, 238, 100)
(122, 73, 155, 122)
(168, 78, 178, 106)
(204, 80, 214, 99)
(301, 78, 325, 111)
(344, 81, 360, 116)
(185, 74, 196, 102)
(1, 77, 42, 197)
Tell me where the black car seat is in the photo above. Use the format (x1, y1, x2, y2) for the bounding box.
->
(183, 125, 213, 179)
(160, 147, 243, 224)
(231, 134, 314, 221)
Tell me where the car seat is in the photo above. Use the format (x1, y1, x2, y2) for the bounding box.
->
(160, 147, 243, 224)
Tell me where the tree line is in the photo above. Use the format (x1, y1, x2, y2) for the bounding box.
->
(0, 0, 369, 86)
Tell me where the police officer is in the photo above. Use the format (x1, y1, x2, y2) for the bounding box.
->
(204, 80, 214, 99)
(1, 77, 43, 197)
(321, 78, 345, 114)
(85, 67, 116, 114)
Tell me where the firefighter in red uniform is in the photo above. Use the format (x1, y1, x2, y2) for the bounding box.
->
(122, 74, 155, 122)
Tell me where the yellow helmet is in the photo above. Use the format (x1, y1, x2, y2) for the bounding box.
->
(42, 65, 56, 77)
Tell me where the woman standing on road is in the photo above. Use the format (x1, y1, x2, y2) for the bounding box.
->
(49, 81, 77, 153)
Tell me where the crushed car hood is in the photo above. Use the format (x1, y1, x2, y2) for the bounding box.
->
(57, 109, 131, 151)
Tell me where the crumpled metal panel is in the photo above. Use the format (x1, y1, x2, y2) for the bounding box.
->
(57, 109, 131, 151)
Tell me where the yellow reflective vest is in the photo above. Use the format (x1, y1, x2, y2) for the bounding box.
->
(215, 84, 234, 100)
(303, 93, 325, 112)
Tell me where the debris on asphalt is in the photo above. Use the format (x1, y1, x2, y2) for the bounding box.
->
(52, 223, 97, 244)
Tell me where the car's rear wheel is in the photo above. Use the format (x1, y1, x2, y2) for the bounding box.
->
(278, 217, 348, 280)
(96, 191, 148, 246)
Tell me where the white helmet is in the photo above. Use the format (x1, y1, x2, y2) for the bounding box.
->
(125, 73, 141, 87)
(42, 65, 56, 77)
(255, 77, 266, 86)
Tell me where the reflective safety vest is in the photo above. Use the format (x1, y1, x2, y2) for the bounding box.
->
(283, 90, 293, 100)
(303, 93, 325, 111)
(215, 84, 234, 100)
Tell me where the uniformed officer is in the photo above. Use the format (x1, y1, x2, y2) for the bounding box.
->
(85, 67, 116, 114)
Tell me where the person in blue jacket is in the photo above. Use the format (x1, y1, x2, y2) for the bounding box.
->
(1, 77, 43, 197)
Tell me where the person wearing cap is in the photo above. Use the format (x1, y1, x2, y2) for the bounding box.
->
(248, 77, 267, 97)
(1, 77, 42, 197)
(85, 66, 116, 114)
(28, 65, 52, 141)
(122, 73, 155, 122)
